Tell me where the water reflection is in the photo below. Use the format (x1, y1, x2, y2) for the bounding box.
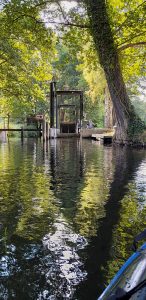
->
(0, 139, 146, 299)
(74, 146, 114, 237)
(42, 216, 87, 299)
(104, 182, 146, 285)
(135, 160, 146, 203)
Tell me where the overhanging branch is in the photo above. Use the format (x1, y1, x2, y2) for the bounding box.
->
(12, 13, 89, 29)
(48, 20, 90, 28)
(117, 31, 146, 48)
(115, 1, 146, 33)
(119, 41, 146, 51)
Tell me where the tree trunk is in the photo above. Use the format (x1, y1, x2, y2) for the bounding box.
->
(84, 0, 133, 141)
(7, 113, 10, 130)
(104, 86, 113, 128)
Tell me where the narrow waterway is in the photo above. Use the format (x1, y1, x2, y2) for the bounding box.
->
(0, 138, 146, 300)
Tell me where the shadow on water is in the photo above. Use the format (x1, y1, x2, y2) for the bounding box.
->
(44, 140, 146, 299)
(0, 138, 146, 300)
(74, 145, 146, 300)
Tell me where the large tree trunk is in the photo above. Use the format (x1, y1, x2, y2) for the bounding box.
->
(104, 86, 113, 128)
(84, 0, 133, 141)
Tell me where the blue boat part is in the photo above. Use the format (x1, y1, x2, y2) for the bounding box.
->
(98, 243, 146, 299)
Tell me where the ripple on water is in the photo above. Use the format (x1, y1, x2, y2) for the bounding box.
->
(135, 160, 146, 203)
(42, 217, 88, 299)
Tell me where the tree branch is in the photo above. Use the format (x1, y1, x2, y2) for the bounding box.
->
(117, 31, 146, 47)
(118, 41, 146, 51)
(0, 59, 8, 66)
(12, 13, 89, 29)
(47, 20, 90, 28)
(55, 0, 67, 21)
(115, 1, 146, 33)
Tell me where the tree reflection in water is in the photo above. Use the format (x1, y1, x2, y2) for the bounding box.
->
(74, 146, 146, 299)
(0, 139, 146, 299)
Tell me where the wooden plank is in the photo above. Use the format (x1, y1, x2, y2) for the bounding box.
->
(57, 133, 80, 138)
(50, 81, 55, 127)
(56, 90, 82, 96)
(0, 128, 42, 132)
(81, 128, 114, 138)
(92, 134, 113, 139)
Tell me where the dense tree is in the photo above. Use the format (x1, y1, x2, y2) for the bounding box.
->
(59, 0, 145, 131)
(54, 43, 105, 126)
(44, 0, 145, 140)
(0, 0, 145, 140)
(0, 0, 57, 117)
(79, 0, 145, 141)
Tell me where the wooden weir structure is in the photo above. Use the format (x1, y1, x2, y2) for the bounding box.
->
(0, 81, 114, 142)
(50, 81, 83, 138)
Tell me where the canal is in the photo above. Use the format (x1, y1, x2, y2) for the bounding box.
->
(0, 138, 146, 300)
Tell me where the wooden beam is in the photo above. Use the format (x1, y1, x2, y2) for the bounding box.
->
(56, 90, 82, 96)
(0, 129, 42, 132)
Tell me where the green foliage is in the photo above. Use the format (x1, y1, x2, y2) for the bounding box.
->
(0, 0, 57, 118)
(105, 182, 146, 282)
(63, 0, 145, 124)
(54, 43, 105, 127)
(107, 0, 146, 95)
(84, 96, 104, 127)
(132, 98, 146, 123)
(128, 112, 145, 139)
(53, 44, 81, 89)
(0, 0, 145, 132)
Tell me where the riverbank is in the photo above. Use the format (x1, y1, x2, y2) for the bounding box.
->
(113, 130, 146, 147)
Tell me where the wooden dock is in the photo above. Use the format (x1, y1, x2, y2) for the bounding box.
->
(0, 128, 42, 140)
(0, 127, 115, 142)
(92, 133, 113, 143)
(0, 128, 41, 132)
(80, 128, 114, 138)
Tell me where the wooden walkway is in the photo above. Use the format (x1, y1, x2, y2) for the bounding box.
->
(0, 128, 42, 139)
(81, 128, 114, 137)
(92, 133, 113, 143)
(0, 127, 115, 142)
(0, 128, 41, 132)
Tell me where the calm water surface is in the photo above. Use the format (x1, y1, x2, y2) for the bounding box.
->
(0, 138, 146, 300)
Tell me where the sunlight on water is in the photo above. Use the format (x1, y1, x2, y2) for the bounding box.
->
(42, 216, 87, 299)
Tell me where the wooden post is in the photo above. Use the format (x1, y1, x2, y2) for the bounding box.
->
(50, 81, 56, 128)
(21, 127, 24, 140)
(39, 123, 42, 138)
(7, 113, 10, 130)
(80, 92, 83, 126)
(3, 117, 5, 129)
(42, 118, 46, 141)
(56, 95, 58, 129)
(46, 122, 49, 140)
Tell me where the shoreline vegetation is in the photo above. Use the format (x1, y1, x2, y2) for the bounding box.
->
(0, 126, 146, 148)
(0, 1, 145, 143)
